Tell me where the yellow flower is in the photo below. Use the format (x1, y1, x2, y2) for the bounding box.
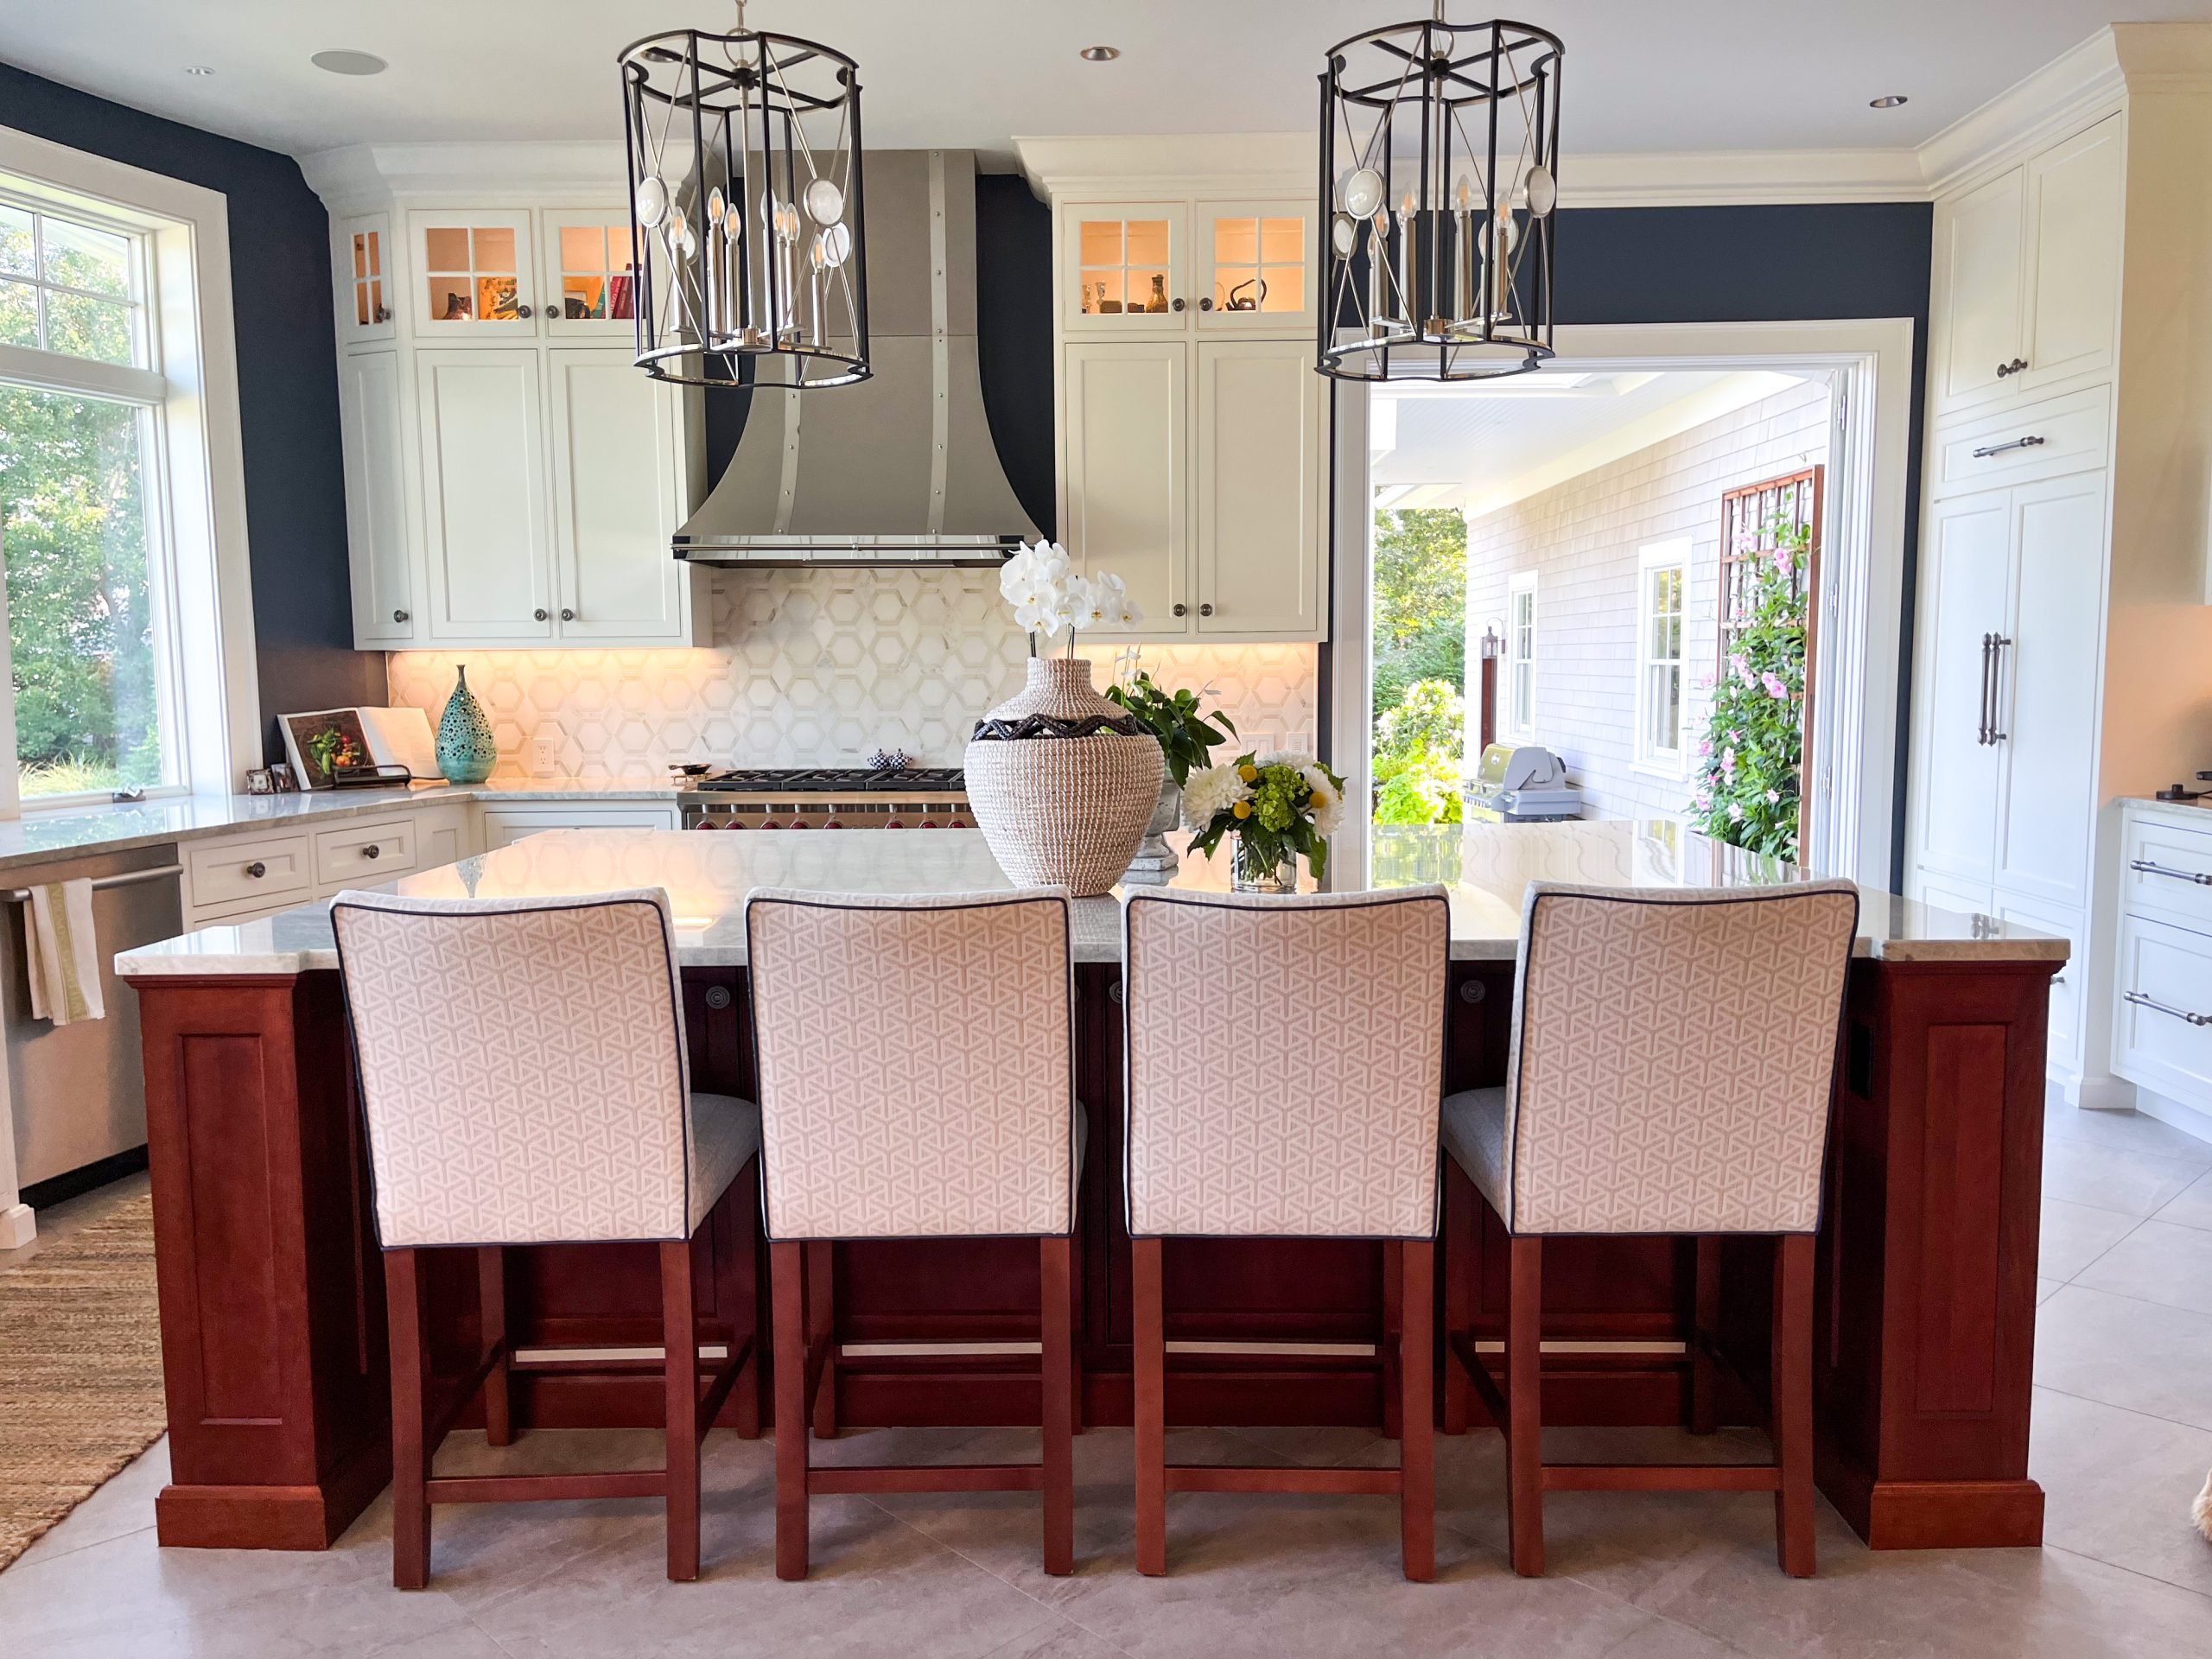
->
(1238, 764, 1258, 783)
(1231, 799, 1252, 819)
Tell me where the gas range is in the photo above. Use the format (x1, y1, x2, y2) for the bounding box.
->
(679, 766, 971, 831)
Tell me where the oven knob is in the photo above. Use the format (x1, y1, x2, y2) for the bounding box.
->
(949, 817, 969, 829)
(724, 819, 747, 829)
(823, 818, 843, 829)
(760, 819, 780, 830)
(789, 819, 812, 829)
(885, 818, 904, 830)
(690, 818, 720, 830)
(919, 818, 938, 829)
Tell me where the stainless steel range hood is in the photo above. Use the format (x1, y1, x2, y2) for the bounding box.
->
(674, 149, 1041, 566)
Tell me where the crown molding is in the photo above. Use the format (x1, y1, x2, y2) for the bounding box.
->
(1013, 132, 1314, 200)
(299, 141, 628, 211)
(1917, 29, 2125, 197)
(1554, 149, 1925, 208)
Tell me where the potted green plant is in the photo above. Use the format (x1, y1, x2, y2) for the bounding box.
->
(1106, 656, 1238, 884)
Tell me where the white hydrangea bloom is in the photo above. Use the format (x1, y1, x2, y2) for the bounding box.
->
(1180, 764, 1250, 831)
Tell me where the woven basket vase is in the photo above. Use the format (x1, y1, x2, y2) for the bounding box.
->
(964, 657, 1164, 897)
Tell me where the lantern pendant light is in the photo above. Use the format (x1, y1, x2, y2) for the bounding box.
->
(620, 0, 869, 389)
(1317, 4, 1562, 382)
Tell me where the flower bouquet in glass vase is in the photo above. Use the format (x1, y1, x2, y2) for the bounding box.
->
(1182, 751, 1345, 893)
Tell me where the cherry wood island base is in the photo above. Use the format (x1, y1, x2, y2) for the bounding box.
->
(125, 953, 2054, 1555)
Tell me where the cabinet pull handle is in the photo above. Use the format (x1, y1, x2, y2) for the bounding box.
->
(533, 608, 549, 622)
(245, 861, 266, 880)
(1994, 357, 2030, 378)
(1172, 602, 1187, 618)
(1986, 635, 2010, 742)
(1976, 632, 1993, 745)
(2128, 858, 2212, 887)
(2126, 989, 2212, 1027)
(1198, 602, 1214, 618)
(561, 607, 576, 621)
(1972, 435, 2045, 459)
(392, 608, 410, 624)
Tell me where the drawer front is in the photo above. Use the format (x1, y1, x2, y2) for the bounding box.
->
(186, 833, 314, 912)
(1930, 385, 2108, 498)
(2120, 810, 2212, 932)
(2113, 912, 2212, 1108)
(314, 817, 417, 888)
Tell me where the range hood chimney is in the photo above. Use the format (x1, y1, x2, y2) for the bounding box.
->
(674, 149, 1041, 565)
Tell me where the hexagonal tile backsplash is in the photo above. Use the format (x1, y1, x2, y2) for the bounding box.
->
(385, 569, 1317, 779)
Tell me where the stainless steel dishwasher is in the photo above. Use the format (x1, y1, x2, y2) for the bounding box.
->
(2, 842, 183, 1189)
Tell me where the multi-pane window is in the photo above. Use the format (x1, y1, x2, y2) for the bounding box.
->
(1637, 541, 1689, 769)
(1507, 572, 1537, 737)
(0, 191, 175, 800)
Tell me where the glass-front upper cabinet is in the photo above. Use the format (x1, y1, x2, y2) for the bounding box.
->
(407, 210, 540, 337)
(1062, 203, 1187, 333)
(340, 213, 396, 343)
(1197, 203, 1313, 327)
(539, 212, 642, 338)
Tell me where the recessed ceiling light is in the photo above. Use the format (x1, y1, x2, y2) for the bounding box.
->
(183, 66, 214, 77)
(1868, 93, 1908, 109)
(312, 49, 389, 77)
(1079, 46, 1121, 63)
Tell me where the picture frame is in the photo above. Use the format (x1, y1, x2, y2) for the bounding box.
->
(269, 764, 298, 793)
(281, 709, 374, 790)
(245, 767, 274, 796)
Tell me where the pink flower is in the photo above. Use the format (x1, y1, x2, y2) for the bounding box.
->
(1775, 548, 1795, 580)
(1727, 802, 1745, 823)
(1762, 671, 1789, 700)
(1730, 652, 1751, 685)
(1729, 728, 1744, 744)
(1694, 673, 1714, 691)
(1735, 531, 1758, 553)
(1697, 738, 1712, 758)
(1720, 747, 1737, 777)
(1765, 788, 1781, 804)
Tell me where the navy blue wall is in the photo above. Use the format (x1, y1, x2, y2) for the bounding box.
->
(0, 62, 379, 763)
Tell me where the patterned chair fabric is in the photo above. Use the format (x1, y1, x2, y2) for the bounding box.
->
(745, 888, 1079, 1241)
(1445, 879, 1859, 1237)
(333, 887, 758, 1249)
(1122, 886, 1451, 1240)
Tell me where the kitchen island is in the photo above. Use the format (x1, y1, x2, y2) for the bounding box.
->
(116, 822, 2063, 1555)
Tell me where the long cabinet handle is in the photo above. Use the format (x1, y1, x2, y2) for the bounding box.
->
(1976, 632, 1993, 746)
(2125, 989, 2212, 1028)
(2128, 858, 2212, 887)
(1971, 435, 2046, 459)
(1986, 635, 2010, 743)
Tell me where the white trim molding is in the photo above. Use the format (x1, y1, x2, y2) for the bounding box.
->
(299, 141, 630, 214)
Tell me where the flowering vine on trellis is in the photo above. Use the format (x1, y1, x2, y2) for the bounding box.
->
(1692, 515, 1810, 861)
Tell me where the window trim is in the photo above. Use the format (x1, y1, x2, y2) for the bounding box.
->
(1632, 537, 1693, 779)
(0, 124, 261, 814)
(1506, 570, 1538, 741)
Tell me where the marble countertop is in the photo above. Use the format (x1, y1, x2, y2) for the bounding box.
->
(114, 818, 2068, 977)
(0, 776, 689, 875)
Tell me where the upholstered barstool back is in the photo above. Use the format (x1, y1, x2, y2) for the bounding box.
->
(1448, 880, 1859, 1239)
(1122, 886, 1451, 1240)
(335, 887, 751, 1248)
(745, 888, 1079, 1241)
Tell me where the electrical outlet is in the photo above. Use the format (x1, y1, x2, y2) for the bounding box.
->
(530, 731, 563, 778)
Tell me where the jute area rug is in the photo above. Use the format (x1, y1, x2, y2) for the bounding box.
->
(0, 1193, 166, 1572)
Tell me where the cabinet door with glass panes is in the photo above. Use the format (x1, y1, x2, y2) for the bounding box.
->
(337, 213, 397, 345)
(1194, 203, 1313, 329)
(538, 211, 644, 339)
(1061, 204, 1188, 334)
(406, 211, 542, 338)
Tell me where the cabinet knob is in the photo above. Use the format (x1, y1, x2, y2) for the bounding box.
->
(1198, 297, 1214, 312)
(391, 608, 409, 624)
(362, 843, 382, 861)
(516, 304, 534, 319)
(533, 608, 549, 622)
(561, 607, 576, 622)
(1172, 602, 1187, 618)
(1995, 356, 2029, 378)
(245, 861, 266, 880)
(1172, 297, 1186, 312)
(1198, 602, 1214, 617)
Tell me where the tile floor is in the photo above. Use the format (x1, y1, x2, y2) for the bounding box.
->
(3, 1097, 2209, 1657)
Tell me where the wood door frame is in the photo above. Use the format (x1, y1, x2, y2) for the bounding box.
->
(1328, 317, 1916, 887)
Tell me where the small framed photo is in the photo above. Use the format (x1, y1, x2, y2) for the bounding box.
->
(269, 764, 299, 793)
(245, 767, 275, 796)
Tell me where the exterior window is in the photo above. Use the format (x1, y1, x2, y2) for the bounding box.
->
(0, 191, 177, 802)
(1637, 540, 1689, 771)
(1507, 572, 1537, 737)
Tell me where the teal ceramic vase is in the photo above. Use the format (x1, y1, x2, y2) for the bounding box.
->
(435, 665, 496, 784)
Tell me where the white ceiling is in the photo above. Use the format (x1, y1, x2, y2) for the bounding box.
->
(3, 2, 2209, 164)
(1372, 370, 1816, 514)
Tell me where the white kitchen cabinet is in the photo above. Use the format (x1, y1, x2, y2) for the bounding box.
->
(546, 349, 689, 640)
(1062, 341, 1187, 630)
(417, 349, 556, 641)
(336, 351, 417, 645)
(1195, 203, 1314, 328)
(480, 803, 682, 851)
(338, 213, 396, 346)
(538, 211, 642, 340)
(408, 210, 542, 337)
(1909, 491, 2011, 890)
(1193, 338, 1325, 638)
(1931, 168, 2024, 414)
(1062, 204, 1189, 334)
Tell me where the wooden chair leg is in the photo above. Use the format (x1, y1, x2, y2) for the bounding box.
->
(1381, 1240, 1404, 1440)
(1400, 1239, 1436, 1583)
(1688, 1235, 1720, 1436)
(476, 1246, 512, 1448)
(385, 1249, 432, 1591)
(1441, 1172, 1472, 1436)
(1506, 1235, 1545, 1578)
(1039, 1236, 1076, 1576)
(731, 1160, 765, 1440)
(807, 1239, 836, 1440)
(662, 1237, 702, 1582)
(771, 1240, 810, 1580)
(1133, 1236, 1167, 1577)
(1772, 1234, 1817, 1578)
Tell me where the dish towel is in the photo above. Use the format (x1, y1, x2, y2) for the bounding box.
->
(27, 879, 105, 1026)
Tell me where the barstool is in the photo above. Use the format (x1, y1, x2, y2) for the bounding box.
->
(334, 887, 762, 1589)
(1438, 879, 1859, 1578)
(745, 887, 1084, 1580)
(1122, 886, 1451, 1580)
